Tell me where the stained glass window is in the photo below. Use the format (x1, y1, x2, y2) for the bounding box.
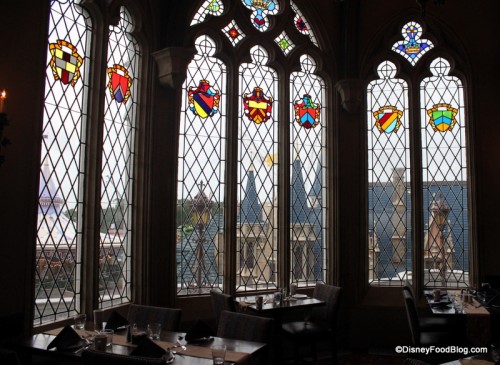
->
(368, 22, 470, 288)
(367, 61, 411, 285)
(36, 0, 92, 325)
(182, 0, 325, 296)
(392, 21, 434, 66)
(241, 0, 279, 32)
(420, 58, 468, 287)
(191, 0, 224, 26)
(99, 6, 139, 308)
(275, 31, 295, 56)
(177, 35, 227, 295)
(290, 55, 326, 286)
(290, 0, 319, 46)
(237, 45, 278, 292)
(222, 20, 246, 46)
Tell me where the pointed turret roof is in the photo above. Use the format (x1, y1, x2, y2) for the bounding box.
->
(240, 167, 262, 224)
(309, 160, 322, 198)
(39, 158, 64, 215)
(290, 155, 308, 223)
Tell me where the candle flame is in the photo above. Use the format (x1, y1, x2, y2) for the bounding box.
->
(0, 90, 6, 99)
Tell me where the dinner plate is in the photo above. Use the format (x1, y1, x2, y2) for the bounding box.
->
(292, 294, 308, 299)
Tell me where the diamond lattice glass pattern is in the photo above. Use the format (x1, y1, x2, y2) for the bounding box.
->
(36, 0, 92, 325)
(290, 55, 326, 287)
(237, 45, 278, 292)
(177, 35, 227, 296)
(420, 58, 469, 288)
(99, 7, 138, 307)
(367, 61, 411, 286)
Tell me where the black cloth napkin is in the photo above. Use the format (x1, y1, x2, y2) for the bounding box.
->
(130, 337, 166, 358)
(47, 325, 86, 351)
(104, 310, 129, 330)
(185, 320, 214, 343)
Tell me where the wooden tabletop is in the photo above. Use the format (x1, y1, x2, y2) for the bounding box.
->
(16, 328, 266, 365)
(236, 295, 325, 315)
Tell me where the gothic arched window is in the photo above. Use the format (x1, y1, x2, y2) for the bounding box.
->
(177, 0, 329, 296)
(367, 21, 470, 288)
(36, 1, 141, 325)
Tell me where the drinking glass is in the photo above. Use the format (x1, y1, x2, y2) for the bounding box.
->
(212, 344, 226, 365)
(74, 313, 86, 330)
(274, 291, 282, 305)
(147, 323, 162, 340)
(100, 329, 114, 347)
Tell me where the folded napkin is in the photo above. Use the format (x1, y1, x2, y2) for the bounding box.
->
(130, 337, 166, 358)
(185, 320, 214, 343)
(105, 310, 129, 330)
(47, 325, 86, 351)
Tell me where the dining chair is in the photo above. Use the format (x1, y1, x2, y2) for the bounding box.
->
(281, 283, 342, 365)
(127, 304, 182, 331)
(403, 289, 466, 347)
(210, 289, 236, 329)
(82, 349, 165, 365)
(403, 284, 464, 332)
(217, 310, 274, 364)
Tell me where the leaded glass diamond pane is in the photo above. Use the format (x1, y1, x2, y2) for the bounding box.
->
(367, 61, 411, 286)
(35, 0, 91, 325)
(275, 31, 295, 56)
(420, 58, 469, 288)
(222, 20, 245, 47)
(290, 55, 326, 287)
(99, 7, 138, 307)
(237, 45, 278, 292)
(177, 35, 227, 296)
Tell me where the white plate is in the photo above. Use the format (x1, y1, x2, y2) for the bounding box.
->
(292, 294, 307, 299)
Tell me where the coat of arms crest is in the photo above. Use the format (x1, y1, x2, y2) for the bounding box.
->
(188, 80, 221, 119)
(293, 94, 320, 129)
(242, 87, 273, 124)
(107, 64, 132, 104)
(373, 106, 403, 134)
(49, 40, 83, 87)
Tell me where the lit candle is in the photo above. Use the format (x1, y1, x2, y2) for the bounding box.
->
(0, 90, 6, 113)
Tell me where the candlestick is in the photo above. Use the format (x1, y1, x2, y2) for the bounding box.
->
(0, 90, 6, 113)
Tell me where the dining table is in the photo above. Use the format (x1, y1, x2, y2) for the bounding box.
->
(236, 293, 325, 323)
(425, 289, 491, 346)
(16, 326, 266, 365)
(236, 293, 326, 363)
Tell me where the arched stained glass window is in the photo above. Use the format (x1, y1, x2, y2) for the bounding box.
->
(99, 6, 140, 307)
(237, 45, 278, 292)
(368, 21, 470, 289)
(36, 0, 92, 325)
(179, 0, 328, 296)
(367, 61, 411, 285)
(420, 58, 468, 287)
(290, 55, 326, 285)
(177, 35, 227, 295)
